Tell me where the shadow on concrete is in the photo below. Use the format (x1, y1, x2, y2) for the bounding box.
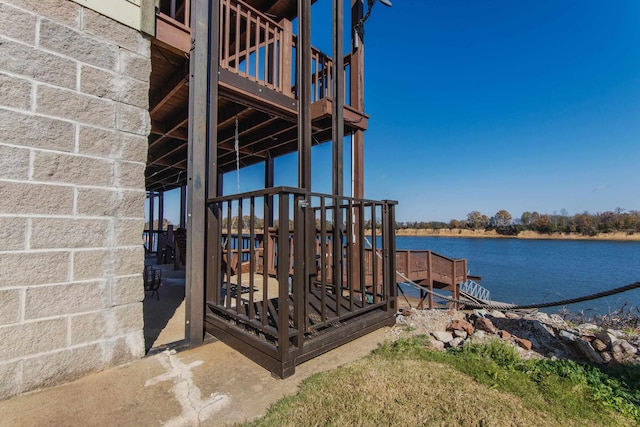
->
(143, 255, 186, 353)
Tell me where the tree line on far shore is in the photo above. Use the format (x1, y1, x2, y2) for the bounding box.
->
(396, 208, 640, 236)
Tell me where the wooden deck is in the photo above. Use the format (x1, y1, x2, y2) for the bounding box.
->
(147, 0, 368, 192)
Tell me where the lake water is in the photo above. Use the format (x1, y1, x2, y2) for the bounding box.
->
(394, 236, 640, 316)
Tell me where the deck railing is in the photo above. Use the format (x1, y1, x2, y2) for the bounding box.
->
(206, 187, 396, 376)
(219, 0, 292, 94)
(158, 0, 190, 27)
(157, 0, 353, 106)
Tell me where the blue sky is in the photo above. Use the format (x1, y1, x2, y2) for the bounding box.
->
(155, 0, 640, 225)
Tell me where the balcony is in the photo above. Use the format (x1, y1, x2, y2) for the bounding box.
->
(147, 0, 367, 192)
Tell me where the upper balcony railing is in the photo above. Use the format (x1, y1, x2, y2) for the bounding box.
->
(157, 0, 354, 108)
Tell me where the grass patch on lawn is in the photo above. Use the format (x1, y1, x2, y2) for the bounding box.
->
(246, 336, 638, 426)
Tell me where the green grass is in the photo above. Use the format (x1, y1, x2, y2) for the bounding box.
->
(245, 337, 639, 426)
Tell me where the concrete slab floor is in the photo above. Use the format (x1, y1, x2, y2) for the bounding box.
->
(0, 327, 391, 426)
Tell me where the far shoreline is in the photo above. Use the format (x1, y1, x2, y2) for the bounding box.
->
(395, 228, 640, 242)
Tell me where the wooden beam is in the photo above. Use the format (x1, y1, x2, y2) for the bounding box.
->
(185, 0, 213, 348)
(149, 107, 189, 150)
(156, 11, 192, 54)
(351, 0, 365, 199)
(150, 66, 188, 115)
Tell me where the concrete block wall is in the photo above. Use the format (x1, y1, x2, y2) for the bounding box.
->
(0, 0, 150, 398)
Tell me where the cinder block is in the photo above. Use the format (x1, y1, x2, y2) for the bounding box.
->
(69, 310, 107, 345)
(108, 303, 144, 334)
(76, 187, 118, 217)
(0, 289, 21, 324)
(72, 249, 109, 281)
(0, 3, 36, 45)
(115, 218, 145, 247)
(0, 72, 31, 110)
(0, 217, 27, 251)
(30, 217, 110, 249)
(25, 281, 105, 319)
(39, 19, 117, 70)
(3, 0, 81, 29)
(21, 343, 104, 392)
(32, 151, 114, 187)
(0, 37, 76, 89)
(0, 181, 74, 216)
(113, 246, 145, 276)
(36, 85, 116, 129)
(80, 65, 149, 108)
(82, 9, 150, 57)
(118, 48, 151, 83)
(111, 274, 144, 306)
(0, 144, 30, 180)
(0, 318, 66, 361)
(76, 188, 145, 218)
(116, 161, 145, 189)
(116, 103, 150, 136)
(0, 109, 74, 152)
(78, 127, 148, 163)
(119, 189, 146, 218)
(77, 126, 118, 159)
(0, 360, 21, 399)
(103, 331, 144, 366)
(0, 251, 69, 288)
(120, 132, 148, 163)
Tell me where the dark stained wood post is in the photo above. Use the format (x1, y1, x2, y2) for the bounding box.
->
(185, 0, 220, 347)
(332, 0, 345, 306)
(349, 0, 364, 292)
(148, 192, 155, 253)
(351, 0, 364, 199)
(332, 0, 344, 198)
(264, 151, 274, 227)
(280, 19, 293, 97)
(298, 0, 312, 191)
(156, 191, 165, 263)
(180, 185, 186, 228)
(427, 251, 434, 309)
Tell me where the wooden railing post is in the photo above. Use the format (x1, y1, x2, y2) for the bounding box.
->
(280, 19, 293, 96)
(277, 193, 290, 361)
(452, 260, 459, 310)
(427, 251, 433, 309)
(381, 201, 397, 312)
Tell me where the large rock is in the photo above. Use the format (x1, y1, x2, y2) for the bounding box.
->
(575, 338, 605, 364)
(449, 337, 465, 348)
(559, 330, 578, 342)
(498, 330, 511, 340)
(431, 331, 454, 344)
(515, 337, 532, 351)
(453, 329, 468, 339)
(489, 310, 506, 319)
(448, 319, 474, 336)
(591, 338, 607, 352)
(475, 317, 497, 334)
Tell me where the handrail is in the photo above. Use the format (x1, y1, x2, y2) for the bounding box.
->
(157, 0, 358, 109)
(158, 0, 190, 28)
(219, 0, 289, 93)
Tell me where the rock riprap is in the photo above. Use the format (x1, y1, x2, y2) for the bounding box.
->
(392, 309, 639, 365)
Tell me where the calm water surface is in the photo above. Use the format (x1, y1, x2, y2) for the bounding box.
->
(395, 236, 640, 316)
